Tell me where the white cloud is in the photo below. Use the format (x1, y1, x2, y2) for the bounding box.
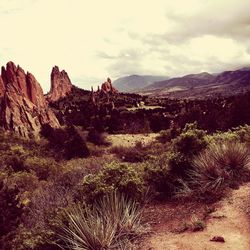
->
(0, 0, 250, 92)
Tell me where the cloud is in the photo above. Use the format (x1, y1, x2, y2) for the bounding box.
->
(0, 0, 250, 91)
(162, 1, 250, 43)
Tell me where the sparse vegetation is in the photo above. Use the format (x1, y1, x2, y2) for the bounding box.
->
(1, 90, 250, 249)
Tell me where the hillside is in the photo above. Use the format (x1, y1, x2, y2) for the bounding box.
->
(137, 68, 250, 98)
(145, 72, 215, 91)
(113, 75, 169, 92)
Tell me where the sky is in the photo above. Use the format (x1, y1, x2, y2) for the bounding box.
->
(0, 0, 250, 92)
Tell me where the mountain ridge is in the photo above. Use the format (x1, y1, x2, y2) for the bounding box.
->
(113, 75, 169, 92)
(136, 67, 250, 98)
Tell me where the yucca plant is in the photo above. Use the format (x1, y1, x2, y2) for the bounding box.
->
(57, 192, 144, 250)
(96, 192, 143, 240)
(190, 142, 250, 194)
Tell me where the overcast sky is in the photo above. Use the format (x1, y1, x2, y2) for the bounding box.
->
(1, 0, 250, 92)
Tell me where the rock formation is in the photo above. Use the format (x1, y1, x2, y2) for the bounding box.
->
(100, 78, 118, 94)
(0, 76, 5, 97)
(0, 61, 59, 137)
(46, 66, 72, 102)
(89, 78, 118, 106)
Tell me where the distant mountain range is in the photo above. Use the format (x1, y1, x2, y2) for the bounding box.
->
(114, 67, 250, 98)
(144, 72, 215, 91)
(112, 75, 169, 92)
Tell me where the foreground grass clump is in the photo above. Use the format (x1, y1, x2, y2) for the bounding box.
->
(58, 192, 144, 250)
(188, 142, 250, 198)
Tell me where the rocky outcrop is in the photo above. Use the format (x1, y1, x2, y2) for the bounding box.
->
(100, 78, 118, 94)
(46, 66, 72, 102)
(0, 62, 59, 137)
(89, 78, 118, 108)
(0, 76, 5, 97)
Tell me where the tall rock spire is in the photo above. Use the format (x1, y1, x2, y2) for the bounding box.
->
(46, 66, 72, 102)
(0, 61, 59, 137)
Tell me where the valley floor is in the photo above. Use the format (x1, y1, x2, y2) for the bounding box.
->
(108, 133, 158, 147)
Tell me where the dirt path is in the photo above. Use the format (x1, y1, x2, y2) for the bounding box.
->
(140, 183, 250, 250)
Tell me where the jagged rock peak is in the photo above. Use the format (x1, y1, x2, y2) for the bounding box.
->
(46, 65, 72, 102)
(101, 77, 118, 94)
(0, 61, 45, 106)
(0, 61, 59, 137)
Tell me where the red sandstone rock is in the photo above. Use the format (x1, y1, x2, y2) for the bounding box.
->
(46, 66, 72, 102)
(101, 78, 118, 94)
(0, 61, 59, 137)
(0, 76, 5, 97)
(26, 72, 46, 108)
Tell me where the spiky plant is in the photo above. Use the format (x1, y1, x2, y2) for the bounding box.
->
(190, 142, 250, 194)
(96, 192, 143, 239)
(57, 192, 144, 250)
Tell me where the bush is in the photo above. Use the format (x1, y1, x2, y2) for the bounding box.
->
(168, 152, 191, 176)
(57, 192, 144, 250)
(169, 123, 208, 176)
(80, 162, 146, 202)
(41, 125, 89, 160)
(24, 157, 59, 180)
(64, 126, 89, 159)
(207, 125, 250, 145)
(87, 129, 110, 146)
(143, 156, 175, 198)
(172, 123, 207, 156)
(111, 144, 148, 163)
(156, 126, 181, 144)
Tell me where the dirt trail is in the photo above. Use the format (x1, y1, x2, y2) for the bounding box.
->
(140, 183, 250, 250)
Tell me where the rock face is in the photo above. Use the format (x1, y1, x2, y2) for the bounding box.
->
(0, 61, 59, 137)
(0, 76, 5, 97)
(100, 78, 118, 94)
(46, 66, 72, 102)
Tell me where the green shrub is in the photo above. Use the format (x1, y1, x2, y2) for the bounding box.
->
(111, 145, 148, 163)
(168, 151, 191, 176)
(207, 125, 250, 145)
(143, 156, 175, 198)
(80, 162, 146, 202)
(64, 126, 89, 159)
(24, 157, 60, 180)
(41, 125, 89, 160)
(169, 123, 208, 176)
(156, 126, 181, 144)
(233, 125, 250, 144)
(172, 123, 207, 156)
(87, 129, 110, 146)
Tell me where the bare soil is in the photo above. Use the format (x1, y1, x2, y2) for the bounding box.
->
(139, 183, 250, 250)
(108, 133, 158, 147)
